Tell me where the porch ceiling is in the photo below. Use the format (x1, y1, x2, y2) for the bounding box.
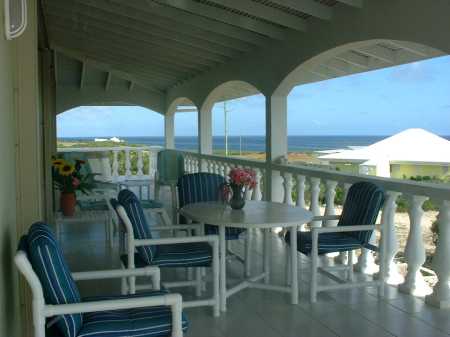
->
(44, 0, 446, 106)
(42, 0, 349, 92)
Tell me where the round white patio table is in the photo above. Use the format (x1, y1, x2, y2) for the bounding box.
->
(180, 200, 313, 312)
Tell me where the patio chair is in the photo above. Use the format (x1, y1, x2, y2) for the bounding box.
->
(285, 181, 385, 302)
(177, 173, 251, 275)
(113, 189, 220, 317)
(15, 222, 187, 337)
(154, 150, 185, 218)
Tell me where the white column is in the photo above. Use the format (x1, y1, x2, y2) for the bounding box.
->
(399, 195, 431, 296)
(265, 94, 287, 202)
(381, 191, 403, 285)
(164, 113, 175, 149)
(426, 200, 450, 308)
(199, 105, 212, 155)
(324, 180, 338, 227)
(309, 177, 321, 228)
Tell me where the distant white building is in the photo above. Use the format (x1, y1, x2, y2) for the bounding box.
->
(318, 129, 450, 178)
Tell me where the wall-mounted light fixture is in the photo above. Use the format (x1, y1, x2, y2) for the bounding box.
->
(4, 0, 27, 40)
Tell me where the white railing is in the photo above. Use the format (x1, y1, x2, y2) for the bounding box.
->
(178, 150, 450, 308)
(57, 146, 162, 182)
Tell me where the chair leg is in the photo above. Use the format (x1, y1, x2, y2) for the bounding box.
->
(285, 245, 291, 286)
(121, 263, 128, 295)
(347, 250, 354, 281)
(195, 268, 202, 297)
(310, 252, 318, 303)
(244, 230, 251, 277)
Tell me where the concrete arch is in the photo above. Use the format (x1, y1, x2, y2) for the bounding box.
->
(273, 39, 445, 96)
(168, 0, 450, 102)
(56, 86, 165, 115)
(199, 80, 262, 113)
(166, 96, 198, 116)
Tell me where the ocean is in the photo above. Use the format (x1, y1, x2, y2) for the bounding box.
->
(58, 135, 450, 153)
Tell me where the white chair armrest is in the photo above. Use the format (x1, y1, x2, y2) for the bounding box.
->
(72, 266, 159, 281)
(44, 293, 183, 337)
(312, 225, 376, 235)
(150, 224, 202, 232)
(134, 235, 218, 247)
(311, 215, 341, 222)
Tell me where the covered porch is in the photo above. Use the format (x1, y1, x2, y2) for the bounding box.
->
(3, 1, 450, 337)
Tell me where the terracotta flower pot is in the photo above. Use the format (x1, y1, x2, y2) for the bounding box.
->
(60, 192, 76, 216)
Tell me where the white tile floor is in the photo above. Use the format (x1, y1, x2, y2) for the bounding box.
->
(57, 190, 450, 337)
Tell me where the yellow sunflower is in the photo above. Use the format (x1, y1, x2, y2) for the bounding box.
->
(59, 164, 75, 176)
(52, 159, 65, 167)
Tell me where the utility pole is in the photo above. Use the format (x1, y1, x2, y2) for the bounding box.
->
(224, 101, 229, 156)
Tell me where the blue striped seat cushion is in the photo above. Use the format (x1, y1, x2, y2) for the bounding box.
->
(177, 172, 246, 240)
(285, 231, 363, 255)
(117, 189, 157, 264)
(338, 182, 384, 243)
(121, 241, 212, 268)
(27, 222, 83, 337)
(78, 291, 188, 337)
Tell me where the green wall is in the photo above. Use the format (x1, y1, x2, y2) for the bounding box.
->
(0, 1, 19, 335)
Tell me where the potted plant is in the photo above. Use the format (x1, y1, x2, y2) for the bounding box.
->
(52, 158, 96, 216)
(226, 168, 257, 210)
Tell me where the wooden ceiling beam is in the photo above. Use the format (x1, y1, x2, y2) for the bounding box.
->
(45, 13, 230, 64)
(45, 1, 242, 59)
(154, 0, 287, 40)
(206, 0, 307, 31)
(54, 0, 255, 53)
(266, 0, 332, 20)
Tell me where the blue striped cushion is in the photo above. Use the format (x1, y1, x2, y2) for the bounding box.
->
(120, 241, 212, 268)
(153, 242, 212, 267)
(285, 231, 363, 255)
(27, 222, 82, 337)
(118, 190, 157, 264)
(78, 291, 188, 337)
(177, 173, 246, 240)
(338, 182, 384, 243)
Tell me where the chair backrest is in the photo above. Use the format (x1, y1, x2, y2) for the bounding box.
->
(157, 150, 185, 185)
(22, 222, 83, 337)
(177, 172, 226, 210)
(338, 182, 385, 243)
(116, 189, 158, 264)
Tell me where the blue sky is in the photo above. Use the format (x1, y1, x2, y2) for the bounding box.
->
(58, 55, 450, 137)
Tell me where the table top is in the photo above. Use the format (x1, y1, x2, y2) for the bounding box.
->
(180, 201, 313, 229)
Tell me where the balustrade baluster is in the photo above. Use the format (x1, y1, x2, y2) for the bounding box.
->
(252, 169, 262, 201)
(137, 150, 144, 176)
(283, 172, 294, 205)
(324, 180, 338, 227)
(309, 177, 321, 228)
(124, 149, 131, 177)
(426, 200, 450, 308)
(380, 191, 403, 286)
(112, 150, 119, 180)
(295, 175, 306, 209)
(399, 195, 431, 296)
